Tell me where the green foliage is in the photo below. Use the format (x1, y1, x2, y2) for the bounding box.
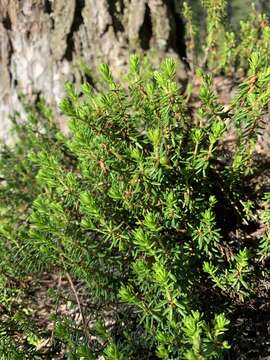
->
(0, 99, 68, 358)
(184, 0, 270, 74)
(0, 98, 62, 277)
(1, 2, 270, 358)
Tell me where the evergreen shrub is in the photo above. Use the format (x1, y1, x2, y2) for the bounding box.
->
(0, 1, 270, 358)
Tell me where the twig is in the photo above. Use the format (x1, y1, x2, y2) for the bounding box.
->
(65, 271, 91, 343)
(246, 224, 268, 240)
(50, 273, 62, 345)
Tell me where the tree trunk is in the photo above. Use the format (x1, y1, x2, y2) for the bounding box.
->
(0, 0, 187, 139)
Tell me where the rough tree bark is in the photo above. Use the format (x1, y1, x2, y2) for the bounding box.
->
(0, 0, 187, 138)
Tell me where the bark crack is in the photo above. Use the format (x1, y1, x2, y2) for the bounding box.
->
(139, 3, 153, 50)
(3, 13, 12, 31)
(168, 0, 189, 69)
(107, 0, 124, 34)
(63, 0, 85, 61)
(44, 0, 52, 14)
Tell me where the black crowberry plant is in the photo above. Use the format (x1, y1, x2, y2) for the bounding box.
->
(0, 1, 270, 358)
